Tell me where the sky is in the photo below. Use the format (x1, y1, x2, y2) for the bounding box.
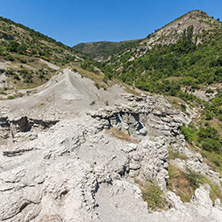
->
(0, 0, 222, 46)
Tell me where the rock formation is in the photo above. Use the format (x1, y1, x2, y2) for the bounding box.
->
(0, 69, 222, 221)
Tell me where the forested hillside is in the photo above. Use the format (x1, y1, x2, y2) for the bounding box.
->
(73, 39, 141, 61)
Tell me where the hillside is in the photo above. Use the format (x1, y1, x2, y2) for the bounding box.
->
(139, 10, 221, 51)
(94, 10, 222, 98)
(0, 16, 86, 98)
(73, 39, 142, 61)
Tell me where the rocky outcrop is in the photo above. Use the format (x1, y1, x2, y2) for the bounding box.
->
(89, 95, 187, 147)
(0, 88, 222, 221)
(0, 112, 58, 144)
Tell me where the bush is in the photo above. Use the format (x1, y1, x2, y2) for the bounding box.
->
(180, 104, 186, 112)
(201, 138, 222, 152)
(181, 124, 197, 143)
(140, 180, 167, 212)
(205, 111, 213, 120)
(5, 54, 15, 61)
(6, 41, 20, 52)
(17, 56, 27, 63)
(71, 68, 78, 72)
(95, 82, 100, 89)
(7, 95, 15, 99)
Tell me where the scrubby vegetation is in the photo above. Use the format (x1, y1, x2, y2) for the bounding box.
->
(73, 40, 142, 60)
(136, 180, 168, 212)
(167, 165, 222, 203)
(168, 147, 188, 160)
(100, 26, 221, 98)
(181, 124, 222, 153)
(90, 15, 222, 104)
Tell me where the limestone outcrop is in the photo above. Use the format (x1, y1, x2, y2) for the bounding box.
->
(0, 69, 222, 222)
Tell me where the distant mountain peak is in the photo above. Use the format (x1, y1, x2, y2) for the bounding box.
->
(139, 9, 221, 51)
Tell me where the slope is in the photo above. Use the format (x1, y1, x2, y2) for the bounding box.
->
(95, 10, 222, 98)
(0, 16, 85, 97)
(73, 39, 141, 61)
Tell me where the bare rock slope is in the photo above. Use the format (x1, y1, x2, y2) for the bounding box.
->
(0, 69, 222, 221)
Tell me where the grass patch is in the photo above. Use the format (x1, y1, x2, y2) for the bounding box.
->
(200, 149, 222, 174)
(71, 64, 104, 82)
(7, 95, 15, 100)
(124, 86, 141, 96)
(136, 180, 168, 212)
(167, 164, 195, 202)
(167, 164, 222, 203)
(168, 148, 188, 160)
(106, 127, 139, 143)
(70, 63, 109, 90)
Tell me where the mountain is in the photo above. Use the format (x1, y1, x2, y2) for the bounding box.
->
(93, 10, 222, 99)
(73, 39, 142, 61)
(138, 10, 221, 51)
(74, 10, 221, 62)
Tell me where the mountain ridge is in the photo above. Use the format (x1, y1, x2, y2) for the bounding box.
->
(73, 39, 142, 61)
(73, 10, 222, 62)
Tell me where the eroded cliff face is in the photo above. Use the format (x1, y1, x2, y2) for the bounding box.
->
(0, 69, 222, 222)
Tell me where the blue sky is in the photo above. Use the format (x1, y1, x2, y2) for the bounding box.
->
(0, 0, 221, 46)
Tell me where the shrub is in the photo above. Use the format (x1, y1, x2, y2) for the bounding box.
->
(181, 124, 197, 143)
(201, 138, 222, 152)
(71, 68, 78, 72)
(205, 111, 213, 120)
(180, 104, 186, 112)
(105, 100, 109, 106)
(7, 95, 15, 99)
(5, 54, 15, 61)
(140, 180, 167, 212)
(206, 88, 214, 94)
(6, 41, 19, 52)
(90, 101, 96, 105)
(13, 74, 20, 80)
(95, 82, 100, 89)
(17, 56, 27, 63)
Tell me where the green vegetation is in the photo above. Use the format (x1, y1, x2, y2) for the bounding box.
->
(181, 123, 222, 174)
(0, 15, 87, 91)
(93, 22, 222, 103)
(167, 165, 222, 202)
(73, 40, 142, 60)
(7, 95, 15, 99)
(168, 148, 188, 160)
(181, 124, 222, 153)
(136, 180, 167, 212)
